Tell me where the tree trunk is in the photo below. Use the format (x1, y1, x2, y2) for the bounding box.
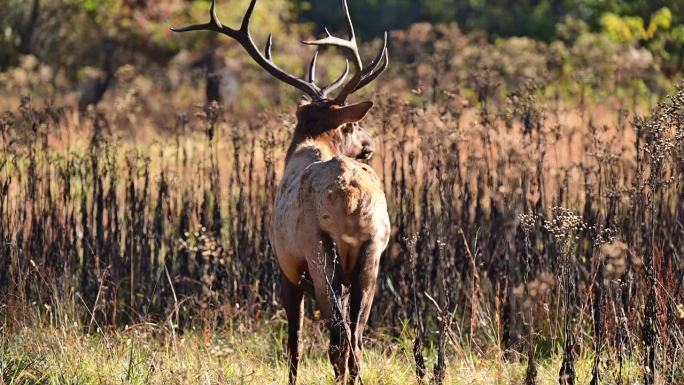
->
(19, 0, 40, 55)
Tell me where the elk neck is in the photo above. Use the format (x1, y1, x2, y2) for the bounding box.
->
(284, 123, 342, 167)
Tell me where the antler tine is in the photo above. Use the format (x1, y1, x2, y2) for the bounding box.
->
(302, 0, 362, 103)
(354, 34, 389, 92)
(360, 32, 387, 77)
(321, 60, 350, 97)
(342, 0, 355, 41)
(303, 48, 352, 98)
(240, 0, 256, 31)
(308, 50, 318, 83)
(306, 51, 352, 98)
(265, 33, 273, 60)
(172, 0, 323, 100)
(171, 0, 224, 33)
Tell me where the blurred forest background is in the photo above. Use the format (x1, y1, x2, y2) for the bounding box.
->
(1, 0, 684, 115)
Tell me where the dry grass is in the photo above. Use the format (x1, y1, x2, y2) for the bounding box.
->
(0, 317, 642, 385)
(1, 88, 683, 384)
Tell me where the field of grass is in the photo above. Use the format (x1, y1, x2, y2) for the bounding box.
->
(1, 313, 644, 385)
(2, 88, 683, 384)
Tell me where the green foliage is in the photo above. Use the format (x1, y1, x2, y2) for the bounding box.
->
(598, 7, 684, 71)
(0, 0, 300, 99)
(297, 0, 566, 40)
(295, 0, 684, 51)
(0, 0, 30, 68)
(2, 0, 684, 98)
(600, 13, 647, 44)
(646, 7, 673, 38)
(0, 0, 181, 75)
(600, 7, 672, 44)
(174, 0, 296, 52)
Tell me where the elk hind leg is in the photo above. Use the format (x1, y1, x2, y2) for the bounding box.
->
(282, 275, 304, 385)
(311, 233, 350, 384)
(347, 242, 381, 385)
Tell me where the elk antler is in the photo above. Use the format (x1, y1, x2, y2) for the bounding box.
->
(307, 49, 351, 98)
(302, 0, 389, 103)
(172, 0, 349, 101)
(354, 32, 389, 93)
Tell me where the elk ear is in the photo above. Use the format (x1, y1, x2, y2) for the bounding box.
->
(332, 101, 374, 126)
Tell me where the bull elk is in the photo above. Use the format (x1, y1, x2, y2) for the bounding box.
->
(172, 1, 390, 383)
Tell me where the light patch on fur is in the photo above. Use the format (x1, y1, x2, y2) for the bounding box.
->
(341, 233, 360, 246)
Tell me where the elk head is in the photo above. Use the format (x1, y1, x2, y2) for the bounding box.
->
(293, 99, 376, 160)
(172, 0, 388, 161)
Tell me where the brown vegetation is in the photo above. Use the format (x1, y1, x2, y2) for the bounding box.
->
(1, 19, 684, 385)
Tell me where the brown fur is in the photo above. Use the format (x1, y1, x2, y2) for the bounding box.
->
(171, 2, 389, 383)
(270, 100, 390, 385)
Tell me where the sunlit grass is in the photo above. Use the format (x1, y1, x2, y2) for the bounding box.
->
(1, 319, 643, 385)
